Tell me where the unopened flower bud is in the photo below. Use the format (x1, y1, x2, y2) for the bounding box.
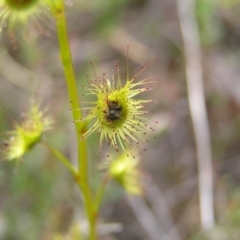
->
(109, 152, 142, 195)
(3, 104, 53, 160)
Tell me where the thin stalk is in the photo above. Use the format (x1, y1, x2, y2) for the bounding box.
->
(94, 175, 110, 211)
(177, 0, 215, 230)
(51, 1, 97, 239)
(42, 141, 78, 177)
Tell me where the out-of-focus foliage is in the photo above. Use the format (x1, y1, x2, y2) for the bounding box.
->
(196, 0, 222, 45)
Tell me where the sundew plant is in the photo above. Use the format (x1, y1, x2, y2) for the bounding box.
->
(0, 1, 158, 239)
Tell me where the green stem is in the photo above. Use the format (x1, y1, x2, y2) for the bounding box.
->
(52, 1, 97, 239)
(94, 175, 110, 211)
(42, 142, 78, 177)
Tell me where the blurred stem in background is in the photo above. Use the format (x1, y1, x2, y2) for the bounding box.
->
(177, 0, 215, 230)
(51, 1, 97, 239)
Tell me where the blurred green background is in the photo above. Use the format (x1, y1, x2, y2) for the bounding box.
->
(1, 0, 240, 239)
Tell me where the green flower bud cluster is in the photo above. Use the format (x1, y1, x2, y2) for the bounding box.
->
(3, 104, 52, 160)
(109, 151, 142, 195)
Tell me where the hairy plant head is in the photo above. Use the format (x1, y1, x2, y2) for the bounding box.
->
(76, 55, 159, 154)
(0, 0, 54, 45)
(2, 104, 53, 160)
